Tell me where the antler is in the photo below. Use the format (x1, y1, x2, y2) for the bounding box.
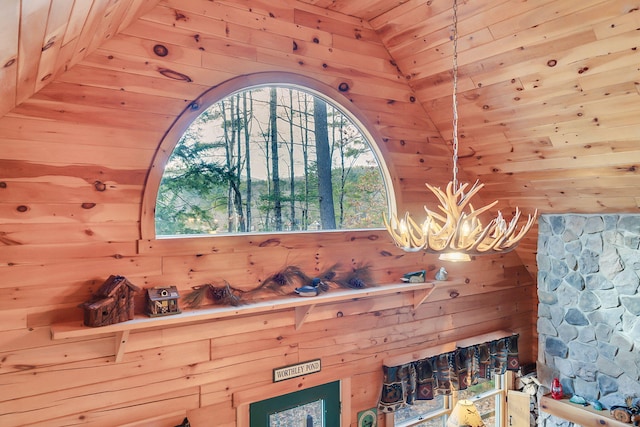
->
(384, 181, 537, 256)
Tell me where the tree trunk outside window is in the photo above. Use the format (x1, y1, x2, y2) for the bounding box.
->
(313, 97, 336, 230)
(269, 88, 283, 231)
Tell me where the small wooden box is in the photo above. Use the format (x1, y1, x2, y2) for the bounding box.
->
(146, 286, 181, 317)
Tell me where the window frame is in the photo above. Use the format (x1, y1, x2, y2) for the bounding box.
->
(141, 72, 398, 240)
(388, 373, 509, 427)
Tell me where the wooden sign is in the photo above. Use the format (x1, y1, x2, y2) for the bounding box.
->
(273, 359, 321, 382)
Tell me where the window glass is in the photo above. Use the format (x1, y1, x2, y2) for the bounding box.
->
(395, 395, 445, 426)
(459, 379, 501, 427)
(156, 85, 388, 236)
(470, 395, 500, 427)
(268, 399, 324, 426)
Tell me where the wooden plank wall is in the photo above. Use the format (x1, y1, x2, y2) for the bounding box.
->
(0, 0, 537, 426)
(368, 0, 640, 278)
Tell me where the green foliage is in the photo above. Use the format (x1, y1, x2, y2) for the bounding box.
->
(156, 139, 231, 234)
(156, 86, 388, 235)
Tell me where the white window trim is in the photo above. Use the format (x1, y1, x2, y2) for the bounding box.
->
(381, 331, 516, 427)
(141, 71, 399, 240)
(388, 373, 508, 427)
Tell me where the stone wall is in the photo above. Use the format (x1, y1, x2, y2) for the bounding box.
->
(537, 214, 640, 426)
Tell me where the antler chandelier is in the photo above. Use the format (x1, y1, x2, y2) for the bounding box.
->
(384, 0, 537, 261)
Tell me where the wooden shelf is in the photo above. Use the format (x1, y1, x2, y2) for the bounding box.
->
(51, 282, 434, 362)
(540, 395, 628, 427)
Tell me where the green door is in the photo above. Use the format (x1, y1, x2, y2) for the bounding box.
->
(249, 381, 340, 427)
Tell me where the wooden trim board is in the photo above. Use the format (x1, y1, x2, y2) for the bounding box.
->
(540, 395, 628, 427)
(383, 329, 513, 367)
(50, 282, 435, 362)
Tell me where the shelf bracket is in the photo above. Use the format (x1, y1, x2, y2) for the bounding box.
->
(413, 286, 434, 309)
(115, 330, 130, 363)
(294, 304, 316, 330)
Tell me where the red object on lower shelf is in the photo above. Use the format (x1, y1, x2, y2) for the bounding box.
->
(551, 378, 563, 400)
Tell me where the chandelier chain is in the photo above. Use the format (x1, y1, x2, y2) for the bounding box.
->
(382, 0, 537, 259)
(451, 0, 459, 193)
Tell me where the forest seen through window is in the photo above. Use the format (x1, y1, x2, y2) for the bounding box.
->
(156, 86, 388, 236)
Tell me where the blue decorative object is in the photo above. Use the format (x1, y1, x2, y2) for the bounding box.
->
(434, 267, 448, 281)
(569, 395, 587, 405)
(295, 278, 324, 297)
(402, 270, 426, 283)
(590, 400, 604, 411)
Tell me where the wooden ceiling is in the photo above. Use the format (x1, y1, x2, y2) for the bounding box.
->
(0, 0, 158, 117)
(2, 0, 640, 272)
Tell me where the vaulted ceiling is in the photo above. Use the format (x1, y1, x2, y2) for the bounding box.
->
(3, 0, 640, 274)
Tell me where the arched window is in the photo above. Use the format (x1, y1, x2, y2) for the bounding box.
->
(144, 74, 395, 238)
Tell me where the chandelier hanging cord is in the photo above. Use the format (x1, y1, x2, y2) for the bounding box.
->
(451, 0, 460, 194)
(382, 0, 537, 258)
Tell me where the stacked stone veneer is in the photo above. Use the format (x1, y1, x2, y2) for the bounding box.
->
(537, 214, 640, 426)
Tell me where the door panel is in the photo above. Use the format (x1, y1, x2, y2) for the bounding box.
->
(250, 381, 340, 427)
(507, 390, 531, 427)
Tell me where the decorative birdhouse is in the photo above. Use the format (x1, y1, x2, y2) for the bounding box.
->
(146, 286, 181, 317)
(80, 275, 140, 327)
